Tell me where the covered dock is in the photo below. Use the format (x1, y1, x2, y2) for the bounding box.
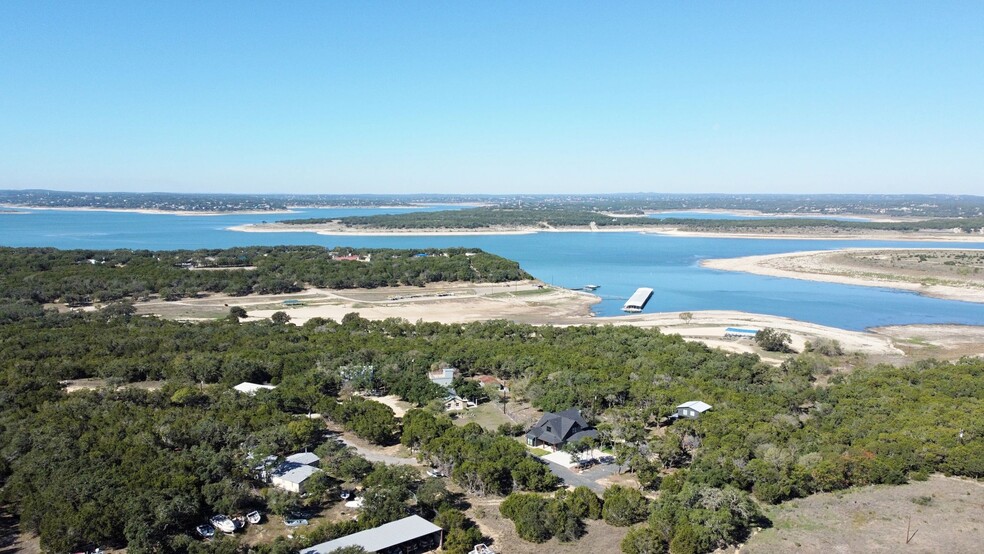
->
(622, 287, 654, 312)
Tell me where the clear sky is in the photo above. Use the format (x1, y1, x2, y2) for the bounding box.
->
(1, 1, 982, 195)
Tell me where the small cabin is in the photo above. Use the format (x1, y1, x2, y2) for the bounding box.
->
(676, 400, 712, 419)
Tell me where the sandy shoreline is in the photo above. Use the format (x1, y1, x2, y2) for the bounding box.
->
(226, 222, 662, 236)
(641, 209, 918, 223)
(648, 227, 984, 242)
(228, 221, 984, 242)
(227, 223, 542, 236)
(701, 248, 984, 304)
(131, 282, 923, 361)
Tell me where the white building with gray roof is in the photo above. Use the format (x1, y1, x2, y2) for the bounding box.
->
(270, 462, 321, 493)
(300, 515, 442, 554)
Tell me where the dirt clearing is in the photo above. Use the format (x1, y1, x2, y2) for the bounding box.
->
(743, 475, 984, 553)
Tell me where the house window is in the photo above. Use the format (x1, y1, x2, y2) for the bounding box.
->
(545, 426, 551, 432)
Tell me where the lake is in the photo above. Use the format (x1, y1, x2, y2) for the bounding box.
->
(2, 207, 983, 330)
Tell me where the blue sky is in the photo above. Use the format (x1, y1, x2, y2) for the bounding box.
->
(1, 1, 982, 195)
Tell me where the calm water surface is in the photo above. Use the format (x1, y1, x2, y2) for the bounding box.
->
(2, 207, 982, 330)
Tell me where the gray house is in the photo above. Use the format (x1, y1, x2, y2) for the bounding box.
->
(526, 408, 598, 450)
(676, 400, 712, 419)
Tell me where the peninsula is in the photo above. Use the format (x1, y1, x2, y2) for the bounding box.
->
(702, 248, 984, 304)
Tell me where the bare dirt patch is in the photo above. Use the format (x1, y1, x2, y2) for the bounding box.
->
(133, 281, 599, 325)
(743, 475, 984, 553)
(466, 496, 629, 554)
(871, 324, 984, 361)
(61, 378, 165, 393)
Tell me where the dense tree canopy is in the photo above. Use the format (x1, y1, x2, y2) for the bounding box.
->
(0, 246, 531, 309)
(1, 285, 982, 552)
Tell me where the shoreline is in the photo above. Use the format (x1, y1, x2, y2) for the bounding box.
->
(0, 204, 298, 217)
(640, 209, 917, 223)
(227, 222, 984, 242)
(130, 282, 946, 361)
(701, 248, 984, 304)
(646, 227, 984, 242)
(0, 201, 490, 217)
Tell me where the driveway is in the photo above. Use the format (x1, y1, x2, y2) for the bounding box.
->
(544, 459, 620, 493)
(541, 448, 608, 468)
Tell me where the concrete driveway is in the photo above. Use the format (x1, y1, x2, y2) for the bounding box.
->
(544, 458, 621, 493)
(541, 448, 608, 468)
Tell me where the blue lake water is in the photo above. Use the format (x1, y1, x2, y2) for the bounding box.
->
(2, 207, 982, 330)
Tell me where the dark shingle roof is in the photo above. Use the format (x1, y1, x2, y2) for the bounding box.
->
(526, 408, 593, 445)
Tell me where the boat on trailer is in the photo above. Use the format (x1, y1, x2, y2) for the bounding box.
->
(209, 515, 236, 534)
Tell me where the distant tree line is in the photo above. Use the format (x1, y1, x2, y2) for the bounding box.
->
(283, 207, 984, 234)
(6, 190, 983, 217)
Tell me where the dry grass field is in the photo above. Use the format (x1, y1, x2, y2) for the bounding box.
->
(742, 475, 984, 554)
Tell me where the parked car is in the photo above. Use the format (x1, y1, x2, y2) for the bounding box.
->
(576, 459, 597, 470)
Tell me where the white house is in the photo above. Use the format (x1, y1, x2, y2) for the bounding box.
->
(270, 462, 321, 493)
(676, 401, 712, 419)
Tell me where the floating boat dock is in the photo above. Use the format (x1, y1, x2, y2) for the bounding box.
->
(570, 284, 601, 292)
(622, 287, 654, 312)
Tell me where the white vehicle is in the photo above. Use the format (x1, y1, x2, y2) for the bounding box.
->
(209, 515, 236, 534)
